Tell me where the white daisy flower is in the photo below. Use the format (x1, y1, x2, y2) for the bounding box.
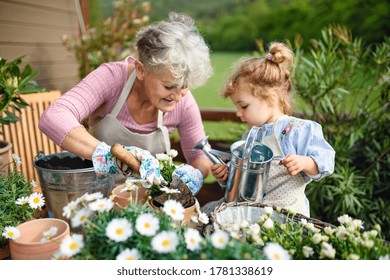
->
(240, 220, 250, 229)
(210, 230, 229, 249)
(106, 218, 133, 242)
(263, 242, 291, 260)
(156, 153, 170, 161)
(320, 242, 336, 259)
(2, 226, 21, 240)
(41, 226, 58, 243)
(63, 200, 80, 219)
(167, 149, 178, 158)
(125, 178, 151, 190)
(30, 180, 38, 189)
(162, 199, 185, 221)
(184, 228, 203, 251)
(160, 187, 181, 194)
(88, 198, 114, 212)
(337, 214, 353, 225)
(312, 233, 322, 244)
(84, 192, 103, 202)
(264, 206, 273, 215)
(135, 213, 159, 236)
(71, 208, 93, 228)
(151, 231, 179, 253)
(190, 215, 199, 223)
(198, 212, 209, 224)
(12, 153, 22, 166)
(262, 218, 274, 230)
(302, 246, 314, 258)
(15, 196, 29, 205)
(60, 234, 84, 257)
(116, 248, 141, 260)
(248, 223, 260, 235)
(28, 192, 45, 209)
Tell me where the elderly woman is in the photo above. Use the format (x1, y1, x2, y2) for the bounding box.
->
(39, 12, 213, 194)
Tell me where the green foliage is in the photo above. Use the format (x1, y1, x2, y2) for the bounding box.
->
(63, 0, 151, 79)
(235, 209, 390, 259)
(201, 0, 390, 51)
(0, 56, 45, 125)
(288, 25, 390, 239)
(0, 160, 36, 248)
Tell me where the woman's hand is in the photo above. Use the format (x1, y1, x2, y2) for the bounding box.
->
(279, 154, 319, 176)
(172, 164, 203, 195)
(211, 163, 228, 182)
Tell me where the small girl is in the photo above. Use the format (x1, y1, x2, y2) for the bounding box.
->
(211, 42, 335, 216)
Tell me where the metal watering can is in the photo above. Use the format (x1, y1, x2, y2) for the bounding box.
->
(194, 126, 282, 203)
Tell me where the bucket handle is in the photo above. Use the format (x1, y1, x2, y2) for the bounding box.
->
(242, 126, 264, 170)
(34, 151, 45, 161)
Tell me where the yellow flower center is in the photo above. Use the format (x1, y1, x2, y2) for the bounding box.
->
(8, 232, 14, 237)
(144, 222, 150, 229)
(116, 228, 124, 235)
(126, 257, 135, 260)
(273, 254, 281, 260)
(162, 240, 171, 247)
(218, 238, 225, 244)
(80, 215, 86, 221)
(190, 237, 195, 244)
(170, 209, 176, 215)
(70, 242, 78, 250)
(33, 197, 40, 204)
(99, 204, 104, 208)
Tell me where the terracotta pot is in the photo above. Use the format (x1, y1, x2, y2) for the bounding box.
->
(151, 198, 198, 227)
(9, 218, 70, 260)
(112, 184, 149, 209)
(0, 140, 12, 176)
(0, 243, 10, 260)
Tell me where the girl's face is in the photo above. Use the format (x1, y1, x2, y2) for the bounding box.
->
(137, 63, 188, 112)
(230, 82, 283, 127)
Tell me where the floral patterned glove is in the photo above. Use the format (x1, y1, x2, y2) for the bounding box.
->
(92, 142, 165, 185)
(172, 164, 204, 195)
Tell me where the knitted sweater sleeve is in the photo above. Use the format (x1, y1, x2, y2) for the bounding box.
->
(38, 61, 127, 146)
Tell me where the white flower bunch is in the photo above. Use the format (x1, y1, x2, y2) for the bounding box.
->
(53, 191, 265, 260)
(220, 208, 390, 260)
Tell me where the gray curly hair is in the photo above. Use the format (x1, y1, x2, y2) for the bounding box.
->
(135, 12, 213, 89)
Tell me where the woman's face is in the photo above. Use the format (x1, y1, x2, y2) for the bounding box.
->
(141, 67, 188, 112)
(230, 81, 281, 127)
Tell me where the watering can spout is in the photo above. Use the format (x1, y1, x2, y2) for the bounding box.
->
(193, 136, 229, 165)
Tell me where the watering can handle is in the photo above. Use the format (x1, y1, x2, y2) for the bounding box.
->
(242, 126, 264, 169)
(110, 144, 141, 176)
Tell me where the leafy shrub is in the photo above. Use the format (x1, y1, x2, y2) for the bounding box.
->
(291, 26, 390, 239)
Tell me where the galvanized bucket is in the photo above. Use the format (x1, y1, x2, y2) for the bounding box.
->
(34, 151, 114, 220)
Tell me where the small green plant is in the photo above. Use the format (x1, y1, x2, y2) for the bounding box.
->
(231, 207, 390, 260)
(0, 56, 45, 125)
(0, 155, 45, 248)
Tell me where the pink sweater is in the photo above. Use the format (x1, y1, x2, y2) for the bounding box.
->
(39, 57, 207, 163)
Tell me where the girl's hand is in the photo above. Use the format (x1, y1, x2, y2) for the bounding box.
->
(211, 163, 228, 182)
(279, 154, 319, 176)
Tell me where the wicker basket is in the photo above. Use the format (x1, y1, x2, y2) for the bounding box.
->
(205, 201, 335, 234)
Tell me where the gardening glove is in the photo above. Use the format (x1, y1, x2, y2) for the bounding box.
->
(92, 142, 165, 185)
(172, 164, 204, 195)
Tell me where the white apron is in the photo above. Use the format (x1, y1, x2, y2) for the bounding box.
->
(262, 116, 310, 216)
(90, 71, 171, 156)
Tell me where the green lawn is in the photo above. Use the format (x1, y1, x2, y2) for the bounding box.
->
(192, 52, 251, 108)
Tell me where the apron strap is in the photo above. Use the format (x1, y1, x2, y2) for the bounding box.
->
(111, 71, 137, 117)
